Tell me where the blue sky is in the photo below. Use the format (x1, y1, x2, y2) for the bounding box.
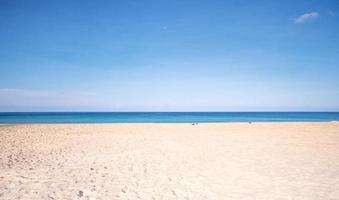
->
(0, 0, 338, 111)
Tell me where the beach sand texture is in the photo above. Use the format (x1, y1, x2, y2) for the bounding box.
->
(0, 122, 339, 199)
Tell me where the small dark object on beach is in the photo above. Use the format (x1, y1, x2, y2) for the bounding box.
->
(78, 190, 83, 197)
(249, 122, 252, 124)
(90, 168, 94, 170)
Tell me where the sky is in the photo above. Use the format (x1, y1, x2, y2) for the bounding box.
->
(0, 0, 339, 111)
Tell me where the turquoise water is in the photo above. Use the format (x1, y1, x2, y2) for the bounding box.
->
(0, 112, 339, 123)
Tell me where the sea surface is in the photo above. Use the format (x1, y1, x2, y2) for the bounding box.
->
(0, 112, 339, 124)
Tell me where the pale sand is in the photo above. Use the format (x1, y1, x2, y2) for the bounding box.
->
(0, 122, 339, 200)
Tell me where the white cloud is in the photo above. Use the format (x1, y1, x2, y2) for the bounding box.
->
(295, 12, 319, 24)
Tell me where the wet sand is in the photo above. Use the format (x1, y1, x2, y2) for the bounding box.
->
(0, 122, 339, 199)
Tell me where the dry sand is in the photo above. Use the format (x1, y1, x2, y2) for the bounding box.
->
(0, 122, 339, 200)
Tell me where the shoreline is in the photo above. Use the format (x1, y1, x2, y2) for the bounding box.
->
(1, 120, 339, 126)
(1, 112, 339, 125)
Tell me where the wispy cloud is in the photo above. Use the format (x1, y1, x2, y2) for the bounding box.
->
(0, 88, 99, 108)
(295, 12, 319, 24)
(0, 88, 96, 98)
(0, 88, 61, 97)
(328, 10, 336, 17)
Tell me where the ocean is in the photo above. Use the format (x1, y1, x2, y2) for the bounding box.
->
(0, 112, 339, 124)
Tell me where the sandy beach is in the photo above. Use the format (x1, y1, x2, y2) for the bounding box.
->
(0, 122, 338, 200)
